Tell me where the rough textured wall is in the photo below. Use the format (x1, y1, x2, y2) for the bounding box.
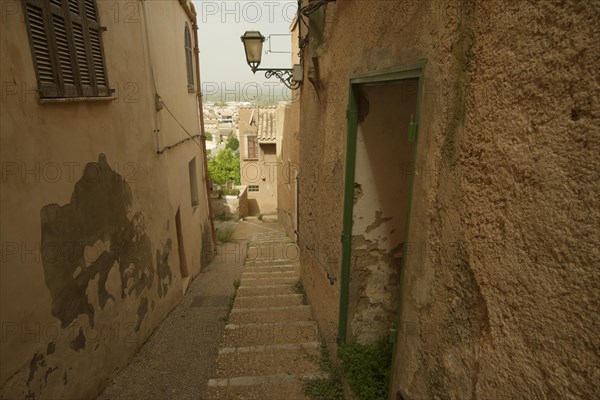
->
(0, 1, 212, 398)
(277, 102, 300, 238)
(347, 82, 418, 345)
(297, 0, 599, 398)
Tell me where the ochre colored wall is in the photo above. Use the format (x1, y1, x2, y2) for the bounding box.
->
(296, 0, 599, 399)
(346, 81, 418, 345)
(0, 1, 212, 398)
(239, 107, 282, 216)
(277, 101, 300, 239)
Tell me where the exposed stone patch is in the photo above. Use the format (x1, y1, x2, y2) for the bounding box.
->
(26, 353, 45, 387)
(353, 182, 363, 204)
(348, 235, 402, 344)
(135, 298, 149, 332)
(365, 211, 393, 234)
(70, 327, 86, 352)
(157, 239, 173, 298)
(119, 212, 154, 300)
(44, 367, 57, 385)
(40, 154, 163, 328)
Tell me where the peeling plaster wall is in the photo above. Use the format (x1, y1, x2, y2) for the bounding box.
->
(0, 1, 212, 399)
(347, 82, 417, 344)
(296, 0, 599, 398)
(277, 102, 300, 239)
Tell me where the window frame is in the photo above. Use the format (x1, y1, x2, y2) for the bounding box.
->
(244, 134, 259, 160)
(184, 23, 194, 91)
(22, 0, 110, 99)
(188, 157, 200, 208)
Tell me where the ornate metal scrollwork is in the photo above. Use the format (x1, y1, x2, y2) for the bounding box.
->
(263, 69, 301, 90)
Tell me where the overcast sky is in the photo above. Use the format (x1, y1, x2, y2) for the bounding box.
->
(193, 1, 297, 101)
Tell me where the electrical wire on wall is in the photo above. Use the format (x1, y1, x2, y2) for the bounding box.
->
(295, 229, 337, 285)
(139, 0, 203, 155)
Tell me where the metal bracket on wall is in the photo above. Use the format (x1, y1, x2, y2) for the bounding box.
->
(408, 115, 418, 142)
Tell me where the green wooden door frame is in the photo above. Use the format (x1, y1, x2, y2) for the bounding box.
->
(338, 61, 426, 346)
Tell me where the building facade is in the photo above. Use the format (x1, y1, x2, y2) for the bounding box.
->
(0, 0, 214, 398)
(239, 105, 286, 216)
(293, 0, 599, 399)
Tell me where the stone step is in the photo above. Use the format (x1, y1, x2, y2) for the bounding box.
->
(249, 240, 296, 246)
(229, 306, 311, 324)
(221, 321, 319, 347)
(252, 233, 290, 239)
(241, 270, 298, 279)
(244, 259, 299, 268)
(246, 246, 299, 260)
(237, 285, 296, 297)
(204, 380, 311, 400)
(245, 266, 298, 274)
(218, 342, 320, 355)
(240, 277, 297, 286)
(212, 344, 320, 378)
(235, 294, 303, 308)
(245, 251, 299, 260)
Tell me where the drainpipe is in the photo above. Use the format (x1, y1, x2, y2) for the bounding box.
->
(185, 1, 217, 255)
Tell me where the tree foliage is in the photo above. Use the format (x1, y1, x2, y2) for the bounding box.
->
(226, 135, 239, 151)
(208, 148, 240, 185)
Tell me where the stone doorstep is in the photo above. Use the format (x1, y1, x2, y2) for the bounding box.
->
(207, 372, 327, 388)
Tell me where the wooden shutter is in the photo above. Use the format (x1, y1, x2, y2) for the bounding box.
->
(24, 0, 60, 97)
(247, 135, 258, 159)
(68, 0, 93, 96)
(82, 0, 109, 96)
(185, 25, 194, 90)
(23, 0, 109, 98)
(48, 0, 78, 97)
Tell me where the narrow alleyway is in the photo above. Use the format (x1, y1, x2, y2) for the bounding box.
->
(96, 218, 309, 400)
(204, 230, 323, 399)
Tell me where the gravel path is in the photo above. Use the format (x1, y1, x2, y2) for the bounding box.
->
(204, 230, 324, 400)
(97, 218, 282, 400)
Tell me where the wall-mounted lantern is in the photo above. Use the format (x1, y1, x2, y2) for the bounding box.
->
(241, 30, 302, 90)
(240, 0, 336, 90)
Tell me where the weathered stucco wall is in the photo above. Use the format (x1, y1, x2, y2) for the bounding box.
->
(277, 101, 300, 239)
(239, 106, 284, 216)
(0, 1, 212, 398)
(347, 81, 418, 345)
(296, 0, 599, 398)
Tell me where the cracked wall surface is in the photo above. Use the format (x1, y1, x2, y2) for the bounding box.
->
(296, 0, 599, 398)
(0, 1, 213, 398)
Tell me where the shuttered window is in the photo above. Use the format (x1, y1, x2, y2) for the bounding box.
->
(184, 24, 194, 91)
(23, 0, 110, 98)
(246, 135, 258, 160)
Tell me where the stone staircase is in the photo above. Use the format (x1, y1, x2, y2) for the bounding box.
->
(205, 230, 323, 399)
